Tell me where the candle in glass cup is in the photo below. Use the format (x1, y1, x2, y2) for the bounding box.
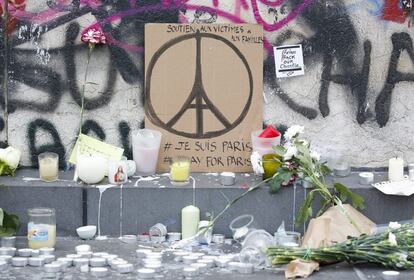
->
(170, 157, 190, 186)
(262, 154, 281, 180)
(38, 152, 59, 182)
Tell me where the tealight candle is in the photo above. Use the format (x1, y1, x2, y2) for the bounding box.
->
(0, 260, 7, 270)
(137, 268, 156, 279)
(197, 258, 215, 268)
(228, 261, 242, 271)
(12, 257, 28, 267)
(18, 249, 32, 257)
(44, 263, 60, 273)
(75, 244, 91, 253)
(212, 234, 225, 244)
(168, 232, 181, 241)
(359, 172, 374, 185)
(39, 255, 55, 264)
(181, 205, 200, 239)
(0, 256, 12, 263)
(183, 267, 199, 277)
(89, 257, 106, 267)
(39, 248, 55, 255)
(389, 157, 404, 182)
(237, 263, 254, 274)
(145, 263, 163, 272)
(78, 251, 92, 259)
(182, 255, 198, 264)
(215, 258, 230, 268)
(136, 249, 152, 258)
(1, 236, 16, 248)
(56, 257, 72, 267)
(38, 152, 59, 182)
(31, 250, 40, 257)
(90, 267, 109, 277)
(220, 172, 236, 186)
(0, 247, 16, 256)
(191, 262, 207, 273)
(73, 258, 89, 267)
(117, 263, 134, 273)
(170, 157, 191, 186)
(28, 257, 44, 267)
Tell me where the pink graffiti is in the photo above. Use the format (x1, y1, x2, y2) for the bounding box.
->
(11, 0, 314, 54)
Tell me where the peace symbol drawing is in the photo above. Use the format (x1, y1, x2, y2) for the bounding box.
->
(145, 30, 254, 139)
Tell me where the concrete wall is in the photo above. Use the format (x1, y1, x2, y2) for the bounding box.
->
(0, 0, 413, 168)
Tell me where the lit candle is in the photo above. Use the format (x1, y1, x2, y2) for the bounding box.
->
(170, 157, 190, 186)
(389, 157, 404, 182)
(181, 205, 200, 239)
(38, 152, 59, 182)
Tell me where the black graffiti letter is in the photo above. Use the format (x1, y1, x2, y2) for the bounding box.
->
(27, 119, 66, 168)
(376, 32, 414, 127)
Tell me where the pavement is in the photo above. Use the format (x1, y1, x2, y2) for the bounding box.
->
(0, 237, 412, 279)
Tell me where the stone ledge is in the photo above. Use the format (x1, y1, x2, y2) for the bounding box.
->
(0, 169, 411, 237)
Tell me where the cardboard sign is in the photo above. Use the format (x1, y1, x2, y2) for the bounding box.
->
(274, 44, 305, 78)
(69, 134, 124, 164)
(144, 24, 263, 172)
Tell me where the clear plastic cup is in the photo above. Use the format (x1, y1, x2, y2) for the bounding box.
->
(274, 231, 301, 248)
(229, 214, 256, 243)
(240, 230, 274, 268)
(251, 130, 281, 156)
(132, 129, 162, 175)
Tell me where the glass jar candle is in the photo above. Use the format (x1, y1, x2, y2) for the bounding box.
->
(262, 154, 281, 180)
(170, 157, 191, 186)
(38, 152, 59, 182)
(27, 208, 56, 249)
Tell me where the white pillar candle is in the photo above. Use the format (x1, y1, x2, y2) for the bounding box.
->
(181, 205, 200, 239)
(389, 157, 404, 182)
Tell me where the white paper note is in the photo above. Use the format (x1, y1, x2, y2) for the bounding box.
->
(274, 44, 305, 78)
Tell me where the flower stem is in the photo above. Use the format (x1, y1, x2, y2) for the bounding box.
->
(79, 45, 94, 136)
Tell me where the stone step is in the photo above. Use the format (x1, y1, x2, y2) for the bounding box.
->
(0, 169, 409, 237)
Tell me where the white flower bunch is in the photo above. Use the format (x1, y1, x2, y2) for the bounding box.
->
(284, 125, 304, 142)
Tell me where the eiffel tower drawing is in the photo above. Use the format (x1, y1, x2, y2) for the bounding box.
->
(145, 30, 253, 139)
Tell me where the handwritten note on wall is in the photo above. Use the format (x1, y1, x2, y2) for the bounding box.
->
(274, 44, 305, 78)
(144, 23, 263, 172)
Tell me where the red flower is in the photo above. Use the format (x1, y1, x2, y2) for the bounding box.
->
(81, 28, 106, 45)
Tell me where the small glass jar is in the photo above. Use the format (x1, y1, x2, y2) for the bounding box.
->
(170, 156, 191, 186)
(27, 208, 56, 249)
(274, 231, 301, 248)
(262, 154, 281, 180)
(38, 152, 59, 182)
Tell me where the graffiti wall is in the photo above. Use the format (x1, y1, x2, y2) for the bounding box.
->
(0, 0, 413, 168)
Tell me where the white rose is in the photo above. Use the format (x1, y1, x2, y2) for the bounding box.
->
(310, 150, 321, 161)
(3, 147, 21, 169)
(284, 125, 305, 142)
(283, 145, 298, 161)
(0, 148, 6, 162)
(389, 222, 401, 230)
(388, 232, 398, 246)
(250, 152, 264, 175)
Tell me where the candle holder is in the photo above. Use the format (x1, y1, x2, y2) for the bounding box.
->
(274, 231, 301, 248)
(262, 154, 281, 180)
(170, 156, 191, 186)
(251, 130, 281, 156)
(38, 152, 59, 182)
(132, 129, 162, 176)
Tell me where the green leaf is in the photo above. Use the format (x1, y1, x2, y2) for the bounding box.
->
(0, 212, 20, 237)
(334, 183, 365, 210)
(0, 160, 15, 176)
(269, 177, 283, 193)
(296, 190, 315, 226)
(272, 145, 286, 156)
(0, 208, 3, 227)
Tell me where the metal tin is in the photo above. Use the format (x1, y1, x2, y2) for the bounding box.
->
(28, 257, 44, 267)
(1, 237, 16, 248)
(117, 263, 134, 273)
(212, 234, 225, 244)
(18, 249, 33, 257)
(90, 267, 109, 277)
(89, 257, 106, 267)
(137, 268, 156, 279)
(44, 263, 60, 273)
(11, 257, 28, 267)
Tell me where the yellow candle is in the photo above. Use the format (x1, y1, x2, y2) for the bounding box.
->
(181, 205, 200, 239)
(28, 224, 56, 249)
(38, 152, 58, 182)
(171, 161, 190, 181)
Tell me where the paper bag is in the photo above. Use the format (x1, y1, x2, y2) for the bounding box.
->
(285, 259, 319, 279)
(302, 204, 375, 248)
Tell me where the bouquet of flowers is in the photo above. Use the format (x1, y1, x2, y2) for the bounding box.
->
(0, 146, 21, 176)
(252, 125, 365, 226)
(268, 222, 414, 270)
